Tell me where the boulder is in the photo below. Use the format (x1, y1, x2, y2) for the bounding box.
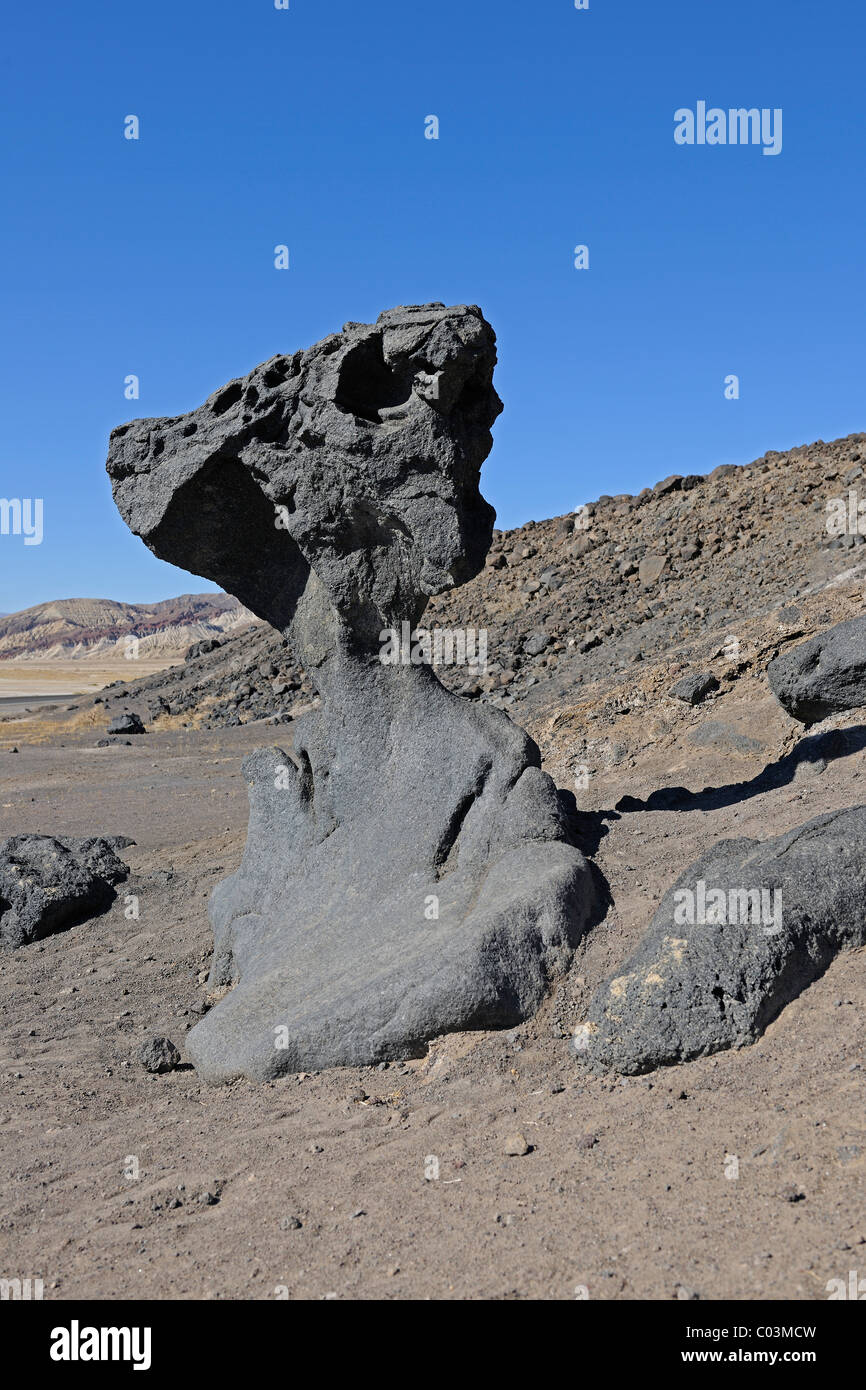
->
(0, 834, 132, 949)
(768, 616, 866, 724)
(107, 712, 146, 735)
(186, 638, 222, 661)
(653, 475, 682, 496)
(572, 806, 866, 1074)
(107, 303, 595, 1082)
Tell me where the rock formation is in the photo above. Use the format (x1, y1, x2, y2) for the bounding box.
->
(572, 805, 866, 1073)
(107, 303, 595, 1082)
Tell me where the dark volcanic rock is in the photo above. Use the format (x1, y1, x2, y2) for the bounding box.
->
(107, 303, 502, 649)
(669, 671, 719, 705)
(107, 303, 595, 1082)
(186, 638, 222, 661)
(0, 835, 132, 949)
(107, 712, 146, 735)
(572, 806, 866, 1074)
(139, 1036, 181, 1073)
(768, 616, 866, 724)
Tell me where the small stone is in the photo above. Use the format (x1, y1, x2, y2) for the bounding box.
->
(781, 1185, 805, 1203)
(0, 834, 131, 950)
(768, 616, 866, 724)
(138, 1036, 181, 1074)
(639, 554, 668, 585)
(668, 672, 719, 705)
(522, 630, 550, 657)
(503, 1133, 530, 1156)
(574, 804, 866, 1074)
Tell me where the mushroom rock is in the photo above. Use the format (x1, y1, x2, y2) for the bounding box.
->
(107, 303, 595, 1081)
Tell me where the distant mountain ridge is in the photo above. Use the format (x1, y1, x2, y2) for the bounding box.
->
(0, 593, 258, 662)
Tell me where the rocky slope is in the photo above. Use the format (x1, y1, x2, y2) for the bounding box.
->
(80, 430, 866, 731)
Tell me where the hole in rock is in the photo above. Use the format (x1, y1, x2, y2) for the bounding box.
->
(211, 382, 244, 415)
(263, 358, 291, 388)
(335, 334, 413, 424)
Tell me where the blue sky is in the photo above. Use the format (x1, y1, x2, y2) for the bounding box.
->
(1, 0, 864, 610)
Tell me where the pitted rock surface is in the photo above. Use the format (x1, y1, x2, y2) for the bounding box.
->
(107, 304, 595, 1081)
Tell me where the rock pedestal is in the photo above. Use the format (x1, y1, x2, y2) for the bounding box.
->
(107, 304, 594, 1082)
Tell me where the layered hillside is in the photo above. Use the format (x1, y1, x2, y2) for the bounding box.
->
(0, 593, 257, 663)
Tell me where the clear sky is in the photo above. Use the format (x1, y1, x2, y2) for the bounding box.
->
(1, 0, 864, 611)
